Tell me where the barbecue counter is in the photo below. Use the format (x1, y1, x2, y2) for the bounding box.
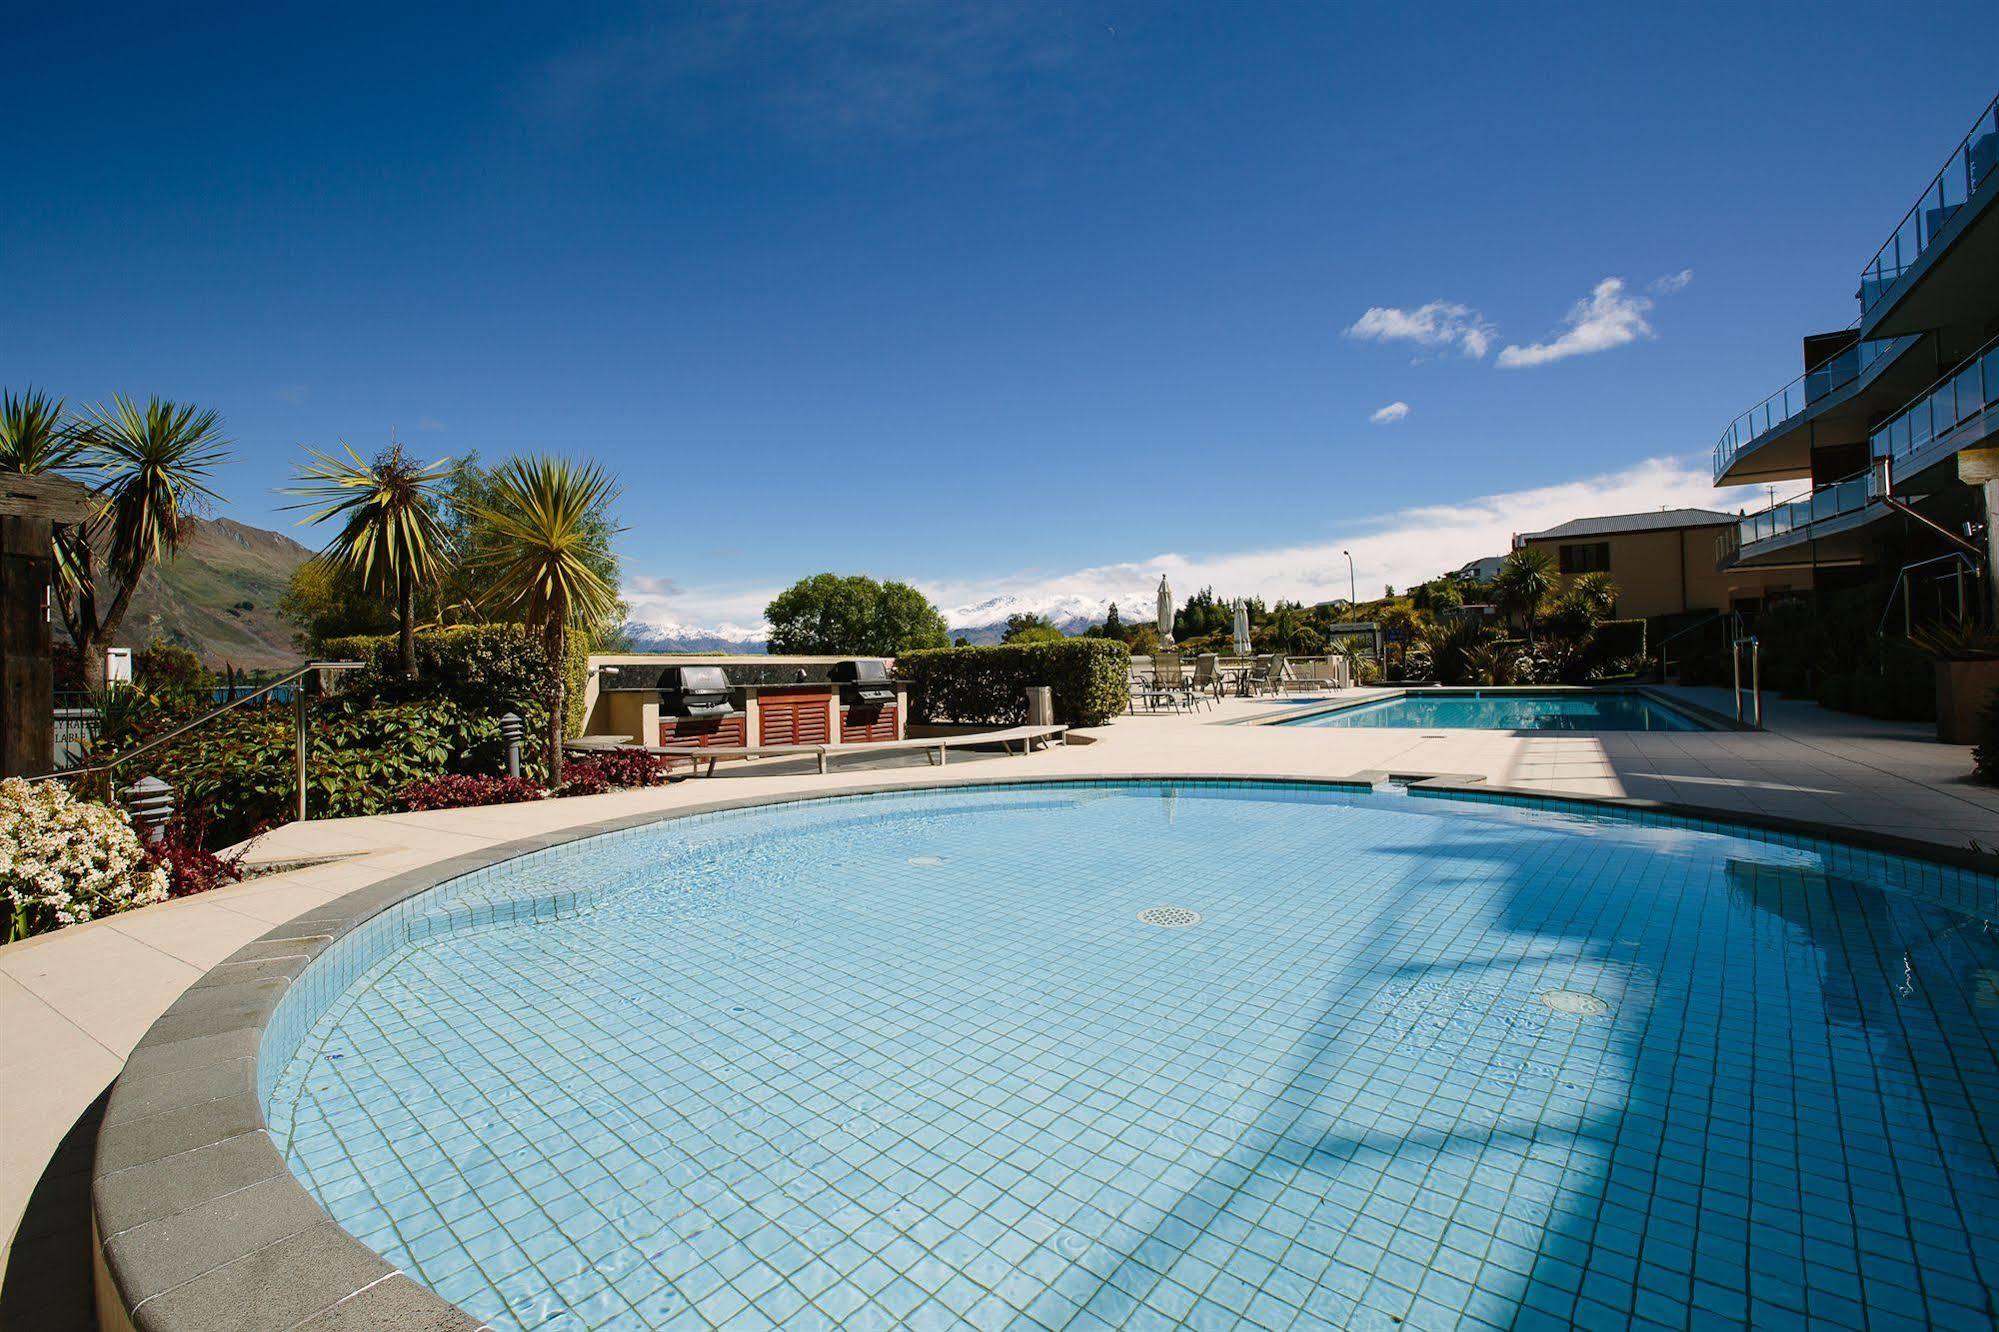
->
(584, 656, 907, 750)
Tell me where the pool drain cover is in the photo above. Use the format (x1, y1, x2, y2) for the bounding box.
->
(1538, 989, 1610, 1016)
(1138, 905, 1202, 929)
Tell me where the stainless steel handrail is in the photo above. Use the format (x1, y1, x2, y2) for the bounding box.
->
(33, 661, 365, 822)
(1731, 636, 1762, 729)
(1878, 551, 1982, 637)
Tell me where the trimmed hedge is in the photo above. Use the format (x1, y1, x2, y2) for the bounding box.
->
(897, 640, 1131, 728)
(1592, 618, 1646, 663)
(324, 624, 590, 773)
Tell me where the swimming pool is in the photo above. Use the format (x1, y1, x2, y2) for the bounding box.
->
(1279, 688, 1710, 731)
(262, 781, 1999, 1330)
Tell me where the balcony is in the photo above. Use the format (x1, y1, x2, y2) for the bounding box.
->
(1869, 333, 1999, 482)
(1720, 336, 1999, 571)
(1858, 92, 1999, 342)
(1712, 331, 1922, 483)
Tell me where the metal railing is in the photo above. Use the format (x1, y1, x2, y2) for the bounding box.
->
(1869, 332, 1999, 470)
(33, 662, 363, 822)
(1879, 552, 1983, 637)
(1658, 610, 1740, 681)
(1712, 330, 1919, 481)
(1732, 470, 1878, 551)
(1859, 92, 1999, 317)
(1731, 636, 1762, 729)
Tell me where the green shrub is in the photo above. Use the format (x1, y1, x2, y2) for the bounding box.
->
(897, 640, 1131, 728)
(324, 623, 589, 767)
(136, 697, 475, 845)
(1592, 618, 1646, 663)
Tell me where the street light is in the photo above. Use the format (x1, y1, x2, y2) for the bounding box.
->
(1341, 550, 1356, 608)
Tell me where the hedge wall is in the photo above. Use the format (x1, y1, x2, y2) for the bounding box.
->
(897, 640, 1131, 728)
(1592, 618, 1646, 663)
(324, 624, 590, 744)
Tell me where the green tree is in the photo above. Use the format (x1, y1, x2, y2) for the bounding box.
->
(764, 574, 948, 655)
(14, 395, 231, 686)
(472, 457, 624, 781)
(277, 558, 398, 651)
(1103, 602, 1122, 638)
(286, 441, 454, 679)
(1002, 612, 1060, 643)
(438, 453, 626, 644)
(1492, 545, 1558, 645)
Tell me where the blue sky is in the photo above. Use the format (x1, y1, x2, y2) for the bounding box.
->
(8, 2, 1996, 628)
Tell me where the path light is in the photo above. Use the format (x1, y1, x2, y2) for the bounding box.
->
(498, 712, 525, 779)
(124, 775, 174, 846)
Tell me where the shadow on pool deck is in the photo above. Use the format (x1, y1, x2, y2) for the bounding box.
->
(0, 1086, 107, 1331)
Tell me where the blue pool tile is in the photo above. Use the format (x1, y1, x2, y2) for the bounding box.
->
(260, 781, 1999, 1331)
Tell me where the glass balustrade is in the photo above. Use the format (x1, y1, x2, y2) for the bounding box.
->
(1734, 473, 1875, 550)
(1859, 94, 1999, 317)
(1712, 333, 1918, 480)
(1869, 336, 1999, 469)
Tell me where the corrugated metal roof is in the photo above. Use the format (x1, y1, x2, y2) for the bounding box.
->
(1519, 508, 1739, 540)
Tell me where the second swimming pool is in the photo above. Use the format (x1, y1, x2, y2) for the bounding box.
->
(1277, 688, 1711, 732)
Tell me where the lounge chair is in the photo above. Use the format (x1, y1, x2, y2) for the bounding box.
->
(1190, 653, 1224, 704)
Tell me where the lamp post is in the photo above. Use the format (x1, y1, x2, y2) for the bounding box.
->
(1341, 550, 1355, 608)
(499, 712, 525, 779)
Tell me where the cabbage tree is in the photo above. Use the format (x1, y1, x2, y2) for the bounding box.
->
(472, 457, 622, 781)
(286, 442, 453, 679)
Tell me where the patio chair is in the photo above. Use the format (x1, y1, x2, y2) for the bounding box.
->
(1282, 658, 1337, 692)
(1255, 655, 1286, 696)
(1152, 652, 1199, 712)
(1190, 653, 1224, 705)
(1128, 667, 1188, 714)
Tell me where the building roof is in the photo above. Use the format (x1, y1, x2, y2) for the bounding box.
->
(1454, 554, 1506, 581)
(1519, 508, 1739, 541)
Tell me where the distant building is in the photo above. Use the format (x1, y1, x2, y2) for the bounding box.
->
(1711, 91, 1998, 614)
(1453, 555, 1506, 583)
(1514, 509, 1807, 620)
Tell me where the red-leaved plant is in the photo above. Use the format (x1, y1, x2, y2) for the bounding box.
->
(397, 774, 549, 811)
(148, 809, 249, 898)
(557, 751, 679, 797)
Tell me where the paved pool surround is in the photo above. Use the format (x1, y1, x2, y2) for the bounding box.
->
(89, 772, 1999, 1332)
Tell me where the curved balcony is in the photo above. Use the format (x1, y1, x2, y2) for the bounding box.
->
(1869, 333, 1999, 484)
(1711, 331, 1922, 483)
(1859, 92, 1999, 340)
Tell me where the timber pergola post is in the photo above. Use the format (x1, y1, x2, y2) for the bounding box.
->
(1, 472, 93, 778)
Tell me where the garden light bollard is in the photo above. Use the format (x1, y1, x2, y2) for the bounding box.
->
(124, 775, 174, 846)
(499, 712, 524, 779)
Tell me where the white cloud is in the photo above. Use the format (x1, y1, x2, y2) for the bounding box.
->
(622, 456, 1760, 639)
(417, 416, 446, 432)
(1650, 268, 1694, 294)
(1369, 401, 1410, 425)
(1497, 278, 1657, 368)
(1344, 301, 1496, 359)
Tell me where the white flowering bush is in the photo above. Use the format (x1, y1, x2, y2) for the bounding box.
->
(1, 778, 168, 942)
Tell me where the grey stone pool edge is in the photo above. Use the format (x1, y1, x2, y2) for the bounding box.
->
(1234, 685, 1750, 731)
(89, 771, 1999, 1332)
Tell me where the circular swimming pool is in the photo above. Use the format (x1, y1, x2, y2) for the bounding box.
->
(261, 781, 1999, 1330)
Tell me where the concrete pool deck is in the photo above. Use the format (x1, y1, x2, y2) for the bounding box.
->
(5, 687, 1997, 1326)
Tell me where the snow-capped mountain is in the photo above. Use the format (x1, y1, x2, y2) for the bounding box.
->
(942, 593, 1144, 645)
(619, 620, 769, 653)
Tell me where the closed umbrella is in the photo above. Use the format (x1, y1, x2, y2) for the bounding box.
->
(1232, 601, 1251, 657)
(1156, 575, 1174, 644)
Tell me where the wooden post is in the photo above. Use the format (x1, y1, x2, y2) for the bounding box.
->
(1, 473, 92, 778)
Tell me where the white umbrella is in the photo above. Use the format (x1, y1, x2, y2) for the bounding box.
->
(1232, 601, 1251, 657)
(1156, 575, 1174, 644)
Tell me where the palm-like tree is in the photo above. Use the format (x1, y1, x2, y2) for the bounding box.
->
(472, 456, 622, 781)
(0, 388, 80, 474)
(285, 442, 453, 679)
(63, 397, 230, 684)
(1492, 545, 1558, 645)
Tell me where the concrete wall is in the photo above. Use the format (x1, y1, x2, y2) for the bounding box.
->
(1521, 527, 1810, 619)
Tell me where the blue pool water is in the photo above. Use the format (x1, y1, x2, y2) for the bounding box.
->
(264, 782, 1999, 1331)
(1281, 689, 1708, 732)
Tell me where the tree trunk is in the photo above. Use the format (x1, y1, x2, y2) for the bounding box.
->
(545, 617, 566, 785)
(398, 573, 417, 679)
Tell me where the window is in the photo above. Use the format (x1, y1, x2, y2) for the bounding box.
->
(1558, 542, 1610, 574)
